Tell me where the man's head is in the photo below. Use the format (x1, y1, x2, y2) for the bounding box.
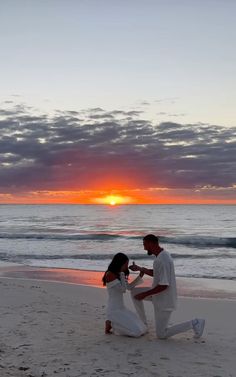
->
(143, 234, 161, 255)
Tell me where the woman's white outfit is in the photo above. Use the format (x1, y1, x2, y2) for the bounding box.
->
(106, 272, 147, 337)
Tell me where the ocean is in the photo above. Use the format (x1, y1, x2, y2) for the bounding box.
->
(0, 204, 235, 281)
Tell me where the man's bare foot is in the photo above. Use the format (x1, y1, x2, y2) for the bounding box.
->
(105, 320, 112, 334)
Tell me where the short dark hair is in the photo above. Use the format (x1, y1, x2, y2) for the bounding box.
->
(143, 234, 159, 243)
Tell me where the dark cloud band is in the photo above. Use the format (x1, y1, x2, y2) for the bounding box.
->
(0, 103, 235, 193)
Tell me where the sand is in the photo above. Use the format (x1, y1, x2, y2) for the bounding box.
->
(0, 268, 236, 377)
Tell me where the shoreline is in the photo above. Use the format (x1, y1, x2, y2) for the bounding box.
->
(0, 264, 236, 300)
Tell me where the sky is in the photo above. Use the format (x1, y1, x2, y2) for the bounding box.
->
(0, 0, 235, 204)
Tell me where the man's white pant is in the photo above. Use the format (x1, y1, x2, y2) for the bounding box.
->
(131, 287, 193, 339)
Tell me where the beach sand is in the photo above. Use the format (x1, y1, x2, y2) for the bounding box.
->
(0, 267, 236, 377)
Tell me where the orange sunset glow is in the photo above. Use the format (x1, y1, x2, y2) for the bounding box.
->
(1, 186, 236, 205)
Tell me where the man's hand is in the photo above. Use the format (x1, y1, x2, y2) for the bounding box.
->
(134, 292, 148, 301)
(129, 261, 141, 272)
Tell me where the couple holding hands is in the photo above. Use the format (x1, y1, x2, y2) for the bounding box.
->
(102, 234, 205, 340)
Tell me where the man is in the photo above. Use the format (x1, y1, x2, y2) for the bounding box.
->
(129, 234, 205, 339)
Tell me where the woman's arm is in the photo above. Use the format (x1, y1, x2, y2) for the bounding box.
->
(106, 273, 126, 293)
(120, 271, 144, 291)
(119, 272, 128, 292)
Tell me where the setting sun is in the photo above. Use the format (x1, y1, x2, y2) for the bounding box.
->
(93, 194, 133, 205)
(105, 195, 123, 206)
(109, 200, 116, 206)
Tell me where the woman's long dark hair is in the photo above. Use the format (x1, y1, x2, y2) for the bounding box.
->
(102, 252, 129, 286)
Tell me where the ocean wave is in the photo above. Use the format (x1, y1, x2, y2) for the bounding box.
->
(0, 232, 124, 241)
(0, 232, 236, 248)
(176, 273, 236, 281)
(162, 236, 236, 248)
(0, 251, 235, 263)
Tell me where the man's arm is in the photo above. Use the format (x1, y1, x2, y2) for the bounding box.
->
(134, 284, 168, 301)
(129, 262, 153, 277)
(140, 266, 153, 277)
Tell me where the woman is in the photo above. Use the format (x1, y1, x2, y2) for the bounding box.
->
(102, 253, 147, 337)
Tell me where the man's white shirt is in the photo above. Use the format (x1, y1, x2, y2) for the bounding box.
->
(152, 250, 177, 311)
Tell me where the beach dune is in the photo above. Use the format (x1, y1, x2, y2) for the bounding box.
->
(0, 272, 236, 377)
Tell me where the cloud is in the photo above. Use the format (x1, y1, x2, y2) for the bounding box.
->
(0, 103, 235, 194)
